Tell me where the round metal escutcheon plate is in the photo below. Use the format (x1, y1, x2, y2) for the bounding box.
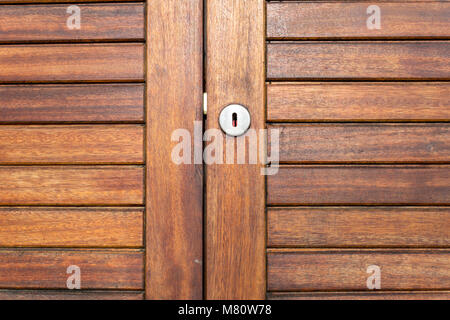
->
(219, 104, 251, 137)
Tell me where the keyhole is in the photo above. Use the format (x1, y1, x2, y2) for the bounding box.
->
(232, 113, 237, 127)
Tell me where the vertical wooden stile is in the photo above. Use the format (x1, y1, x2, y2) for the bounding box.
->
(146, 0, 204, 299)
(206, 0, 266, 299)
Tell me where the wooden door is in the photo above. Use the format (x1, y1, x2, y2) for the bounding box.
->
(206, 0, 450, 300)
(0, 0, 203, 300)
(0, 0, 449, 301)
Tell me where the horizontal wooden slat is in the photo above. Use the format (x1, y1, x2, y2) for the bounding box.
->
(0, 207, 143, 247)
(0, 0, 139, 2)
(1, 125, 143, 163)
(0, 166, 144, 205)
(267, 83, 450, 121)
(0, 4, 144, 42)
(268, 249, 450, 291)
(0, 290, 144, 300)
(266, 0, 450, 1)
(267, 2, 450, 39)
(271, 124, 450, 163)
(268, 291, 450, 300)
(0, 249, 143, 289)
(268, 165, 450, 205)
(0, 44, 144, 82)
(267, 41, 450, 80)
(268, 207, 450, 247)
(0, 84, 144, 123)
(0, 125, 143, 164)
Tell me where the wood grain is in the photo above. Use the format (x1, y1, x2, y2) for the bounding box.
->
(0, 125, 144, 164)
(0, 4, 144, 42)
(268, 249, 450, 291)
(146, 0, 203, 300)
(268, 165, 450, 205)
(0, 290, 144, 300)
(267, 41, 450, 80)
(267, 2, 450, 39)
(0, 84, 144, 123)
(0, 0, 138, 2)
(0, 207, 143, 247)
(268, 291, 450, 300)
(0, 44, 144, 82)
(267, 82, 450, 121)
(0, 166, 144, 205)
(268, 207, 450, 247)
(0, 249, 143, 289)
(271, 124, 450, 162)
(206, 0, 266, 300)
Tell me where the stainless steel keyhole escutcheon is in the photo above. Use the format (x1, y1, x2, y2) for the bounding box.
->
(219, 104, 251, 137)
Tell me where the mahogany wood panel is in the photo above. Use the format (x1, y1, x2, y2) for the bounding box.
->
(0, 0, 138, 2)
(0, 249, 143, 289)
(267, 41, 450, 80)
(268, 291, 450, 300)
(0, 166, 144, 205)
(0, 207, 143, 247)
(146, 0, 203, 299)
(0, 84, 144, 123)
(271, 124, 450, 163)
(268, 165, 450, 205)
(0, 125, 144, 164)
(0, 290, 144, 300)
(267, 83, 450, 122)
(266, 0, 450, 1)
(267, 2, 450, 39)
(0, 4, 144, 42)
(268, 249, 450, 291)
(206, 0, 266, 300)
(268, 207, 450, 248)
(0, 44, 144, 82)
